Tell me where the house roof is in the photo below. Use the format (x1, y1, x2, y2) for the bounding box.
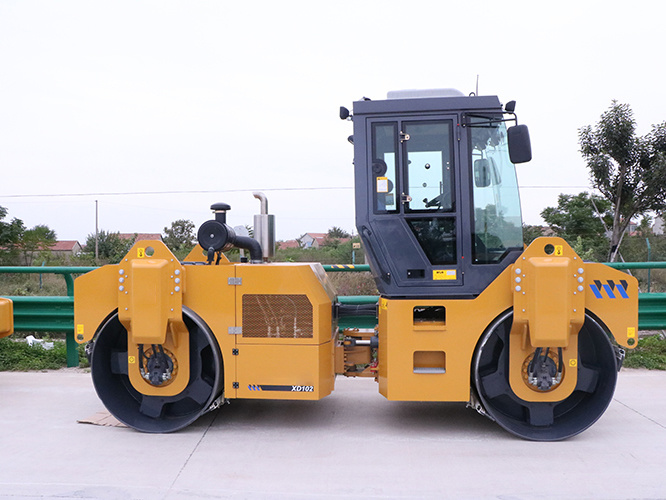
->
(305, 233, 328, 245)
(118, 233, 163, 241)
(278, 240, 300, 249)
(50, 240, 81, 251)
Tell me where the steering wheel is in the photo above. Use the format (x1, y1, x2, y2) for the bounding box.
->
(424, 192, 451, 208)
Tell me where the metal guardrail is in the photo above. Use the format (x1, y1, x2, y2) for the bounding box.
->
(323, 265, 371, 272)
(637, 293, 666, 330)
(0, 267, 96, 367)
(605, 262, 666, 270)
(1, 262, 665, 368)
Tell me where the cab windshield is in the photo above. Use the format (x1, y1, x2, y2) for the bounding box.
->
(468, 116, 523, 264)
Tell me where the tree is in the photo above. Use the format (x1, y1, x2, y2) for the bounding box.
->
(84, 231, 134, 264)
(540, 192, 612, 262)
(0, 206, 25, 265)
(579, 101, 666, 261)
(18, 224, 57, 266)
(326, 226, 351, 239)
(163, 219, 196, 253)
(523, 224, 545, 246)
(324, 226, 351, 248)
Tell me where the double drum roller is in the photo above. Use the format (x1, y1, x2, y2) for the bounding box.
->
(75, 89, 638, 439)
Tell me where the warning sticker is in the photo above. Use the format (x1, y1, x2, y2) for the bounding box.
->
(376, 177, 389, 193)
(137, 247, 146, 258)
(554, 245, 564, 256)
(433, 269, 457, 281)
(569, 359, 577, 367)
(128, 356, 136, 364)
(627, 327, 636, 338)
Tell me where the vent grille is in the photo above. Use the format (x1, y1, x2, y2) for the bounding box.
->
(242, 294, 313, 338)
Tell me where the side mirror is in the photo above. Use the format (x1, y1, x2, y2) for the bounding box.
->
(474, 159, 491, 188)
(508, 124, 532, 164)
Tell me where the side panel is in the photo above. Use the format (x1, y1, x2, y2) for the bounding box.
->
(378, 269, 513, 401)
(233, 264, 336, 400)
(235, 342, 334, 400)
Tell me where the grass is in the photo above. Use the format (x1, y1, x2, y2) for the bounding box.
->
(0, 273, 68, 297)
(624, 334, 666, 370)
(0, 337, 89, 371)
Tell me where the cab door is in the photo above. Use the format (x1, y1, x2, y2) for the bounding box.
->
(365, 116, 463, 292)
(401, 119, 460, 283)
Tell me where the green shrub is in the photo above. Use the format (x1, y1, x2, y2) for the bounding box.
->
(624, 335, 666, 370)
(0, 337, 69, 371)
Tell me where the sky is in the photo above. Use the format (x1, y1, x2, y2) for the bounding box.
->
(1, 0, 665, 245)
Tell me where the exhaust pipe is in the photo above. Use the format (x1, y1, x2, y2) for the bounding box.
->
(253, 192, 275, 261)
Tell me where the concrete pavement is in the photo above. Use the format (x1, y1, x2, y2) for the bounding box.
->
(0, 368, 664, 499)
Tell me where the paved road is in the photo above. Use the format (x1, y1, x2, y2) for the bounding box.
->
(0, 368, 664, 499)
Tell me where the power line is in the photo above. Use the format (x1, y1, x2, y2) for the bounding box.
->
(0, 185, 594, 200)
(521, 186, 590, 189)
(0, 186, 355, 199)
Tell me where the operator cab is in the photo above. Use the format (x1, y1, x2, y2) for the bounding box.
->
(348, 89, 531, 298)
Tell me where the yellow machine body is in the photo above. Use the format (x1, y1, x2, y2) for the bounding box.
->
(75, 241, 336, 402)
(0, 297, 13, 338)
(378, 237, 638, 404)
(75, 237, 637, 438)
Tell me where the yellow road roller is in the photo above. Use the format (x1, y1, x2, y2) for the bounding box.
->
(74, 89, 638, 440)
